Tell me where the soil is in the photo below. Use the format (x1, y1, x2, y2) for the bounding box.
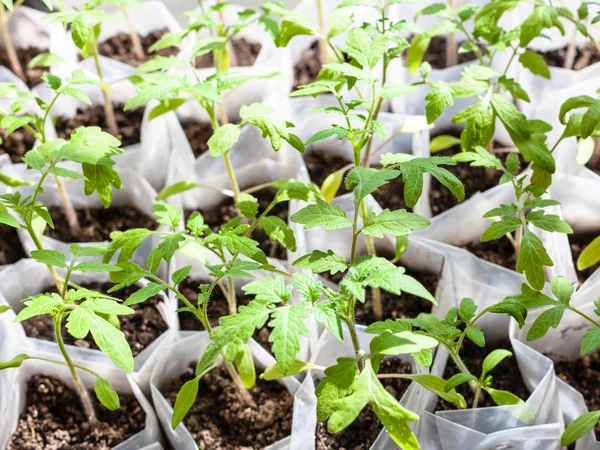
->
(429, 143, 528, 216)
(164, 363, 293, 449)
(463, 239, 517, 270)
(184, 189, 289, 260)
(0, 126, 37, 163)
(569, 232, 600, 286)
(322, 266, 438, 325)
(44, 205, 157, 243)
(21, 282, 167, 357)
(293, 40, 323, 91)
(7, 374, 145, 450)
(539, 44, 600, 71)
(181, 120, 214, 158)
(315, 358, 412, 450)
(178, 277, 271, 349)
(586, 145, 600, 176)
(436, 338, 530, 411)
(0, 46, 48, 89)
(553, 351, 600, 434)
(195, 37, 261, 69)
(98, 27, 179, 66)
(0, 223, 25, 265)
(55, 103, 145, 148)
(404, 35, 480, 70)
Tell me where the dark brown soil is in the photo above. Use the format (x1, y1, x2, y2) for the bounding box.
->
(570, 232, 600, 286)
(184, 189, 289, 260)
(437, 339, 530, 411)
(293, 40, 323, 91)
(55, 103, 144, 148)
(181, 120, 213, 158)
(164, 363, 293, 449)
(554, 351, 600, 434)
(586, 145, 600, 175)
(21, 282, 167, 357)
(44, 205, 157, 243)
(0, 126, 37, 163)
(464, 239, 517, 270)
(404, 35, 480, 70)
(315, 358, 412, 450)
(7, 374, 145, 449)
(429, 144, 527, 216)
(539, 44, 600, 70)
(195, 37, 261, 69)
(0, 223, 25, 265)
(98, 27, 179, 66)
(322, 266, 438, 325)
(178, 278, 271, 349)
(0, 46, 48, 89)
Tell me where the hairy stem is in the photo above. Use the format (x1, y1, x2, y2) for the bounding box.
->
(472, 385, 482, 409)
(227, 276, 236, 315)
(91, 40, 118, 136)
(0, 3, 24, 81)
(121, 6, 144, 61)
(54, 315, 96, 422)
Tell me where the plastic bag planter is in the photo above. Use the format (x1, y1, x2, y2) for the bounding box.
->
(149, 332, 304, 450)
(0, 315, 163, 450)
(418, 335, 563, 450)
(291, 328, 430, 450)
(0, 258, 177, 395)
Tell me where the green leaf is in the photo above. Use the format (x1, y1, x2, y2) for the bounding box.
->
(516, 230, 553, 290)
(370, 330, 438, 355)
(124, 283, 164, 306)
(481, 216, 521, 242)
(322, 63, 374, 82)
(171, 376, 200, 429)
(276, 14, 318, 47)
(149, 98, 188, 120)
(259, 216, 297, 252)
(28, 52, 64, 68)
(328, 8, 353, 38)
(0, 354, 30, 370)
(135, 55, 187, 73)
(73, 262, 122, 273)
(207, 124, 241, 158)
(561, 411, 600, 446)
(0, 305, 11, 314)
(341, 27, 386, 69)
(158, 232, 185, 262)
(425, 82, 453, 124)
(380, 83, 416, 99)
(221, 234, 268, 264)
(582, 103, 600, 139)
(362, 209, 430, 238)
(520, 6, 560, 47)
(314, 301, 344, 341)
(87, 310, 134, 372)
(94, 375, 120, 411)
(453, 146, 503, 170)
(459, 297, 477, 322)
(518, 51, 550, 79)
(527, 210, 573, 234)
(444, 373, 477, 393)
(481, 349, 513, 380)
(320, 169, 345, 203)
(157, 181, 201, 201)
(581, 327, 600, 355)
(577, 236, 600, 270)
(485, 387, 526, 407)
(466, 326, 485, 347)
(408, 373, 467, 409)
(292, 249, 347, 274)
(261, 360, 317, 380)
(234, 344, 256, 389)
(242, 277, 292, 304)
(30, 249, 66, 268)
(430, 135, 461, 153)
(236, 193, 258, 219)
(345, 168, 398, 207)
(488, 298, 528, 328)
(49, 167, 87, 181)
(316, 357, 359, 421)
(269, 305, 310, 374)
(72, 15, 91, 50)
(290, 199, 352, 231)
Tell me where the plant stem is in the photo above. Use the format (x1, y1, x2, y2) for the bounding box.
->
(0, 3, 25, 82)
(567, 306, 600, 328)
(346, 316, 365, 371)
(446, 0, 457, 67)
(225, 360, 257, 406)
(54, 175, 80, 232)
(54, 315, 96, 422)
(121, 6, 144, 61)
(90, 39, 118, 137)
(564, 28, 577, 70)
(223, 151, 240, 202)
(316, 0, 328, 64)
(226, 276, 236, 315)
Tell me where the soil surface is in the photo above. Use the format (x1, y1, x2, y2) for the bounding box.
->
(539, 44, 600, 71)
(164, 363, 293, 449)
(554, 351, 600, 434)
(569, 232, 600, 286)
(181, 120, 213, 158)
(195, 37, 261, 69)
(293, 40, 323, 91)
(437, 339, 530, 411)
(315, 358, 412, 450)
(464, 239, 517, 270)
(7, 374, 145, 449)
(184, 189, 289, 260)
(21, 282, 167, 357)
(55, 103, 144, 148)
(0, 126, 37, 163)
(404, 36, 480, 70)
(0, 223, 25, 265)
(322, 266, 438, 324)
(98, 27, 179, 66)
(0, 46, 48, 88)
(586, 145, 600, 175)
(178, 277, 271, 349)
(429, 143, 528, 216)
(44, 205, 157, 243)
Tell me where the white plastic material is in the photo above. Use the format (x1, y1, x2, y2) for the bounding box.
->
(149, 331, 306, 450)
(418, 334, 563, 450)
(0, 311, 162, 449)
(0, 258, 177, 394)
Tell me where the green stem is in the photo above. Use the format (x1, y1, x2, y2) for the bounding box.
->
(567, 306, 600, 328)
(90, 38, 118, 136)
(223, 151, 241, 202)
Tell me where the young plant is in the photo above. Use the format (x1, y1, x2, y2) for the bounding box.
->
(0, 68, 118, 232)
(97, 0, 147, 62)
(50, 3, 120, 136)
